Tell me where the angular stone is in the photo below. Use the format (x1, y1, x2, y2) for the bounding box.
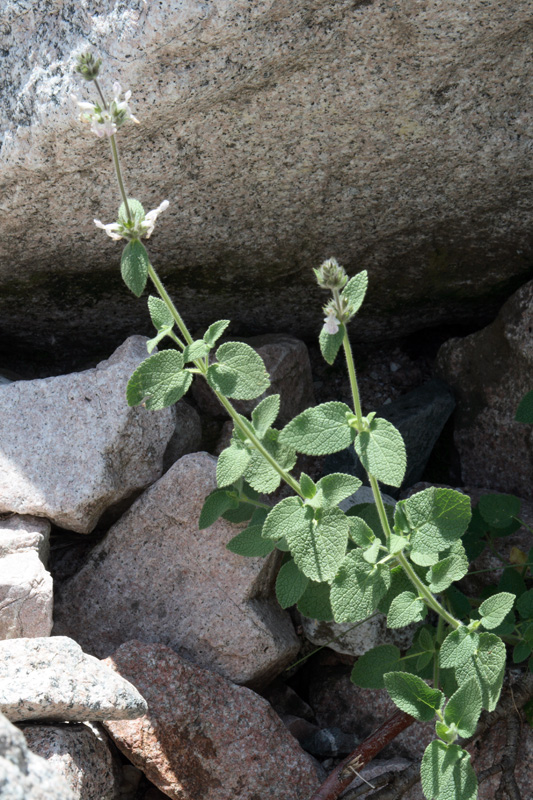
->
(0, 337, 176, 533)
(299, 613, 416, 659)
(192, 334, 315, 424)
(162, 401, 202, 472)
(0, 711, 76, 800)
(0, 637, 147, 723)
(103, 640, 320, 800)
(53, 452, 299, 686)
(18, 722, 121, 800)
(437, 279, 533, 495)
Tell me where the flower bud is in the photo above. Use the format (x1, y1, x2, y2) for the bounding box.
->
(75, 52, 102, 81)
(313, 257, 348, 291)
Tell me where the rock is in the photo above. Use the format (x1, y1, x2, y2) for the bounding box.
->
(0, 337, 176, 533)
(0, 515, 53, 639)
(5, 3, 531, 366)
(53, 452, 299, 686)
(192, 334, 316, 423)
(103, 640, 321, 800)
(324, 380, 455, 497)
(301, 726, 359, 758)
(0, 637, 147, 723)
(18, 722, 121, 800)
(299, 612, 417, 659)
(0, 711, 76, 799)
(162, 401, 202, 472)
(437, 279, 533, 495)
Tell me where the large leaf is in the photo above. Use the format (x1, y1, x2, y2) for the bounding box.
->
(421, 742, 477, 800)
(275, 559, 309, 608)
(226, 524, 276, 557)
(384, 672, 443, 722)
(305, 473, 362, 510)
(444, 678, 482, 738)
(207, 342, 270, 399)
(262, 497, 306, 541)
(454, 632, 506, 711)
(396, 487, 472, 557)
(126, 350, 192, 409)
(278, 402, 355, 455)
(319, 324, 345, 365)
(478, 493, 521, 529)
(286, 506, 350, 583)
(387, 591, 427, 628)
(439, 628, 480, 669)
(243, 429, 297, 494)
(251, 394, 280, 438)
(121, 238, 149, 297)
(297, 580, 333, 621)
(330, 550, 391, 622)
(426, 543, 469, 592)
(351, 645, 402, 689)
(479, 592, 516, 630)
(216, 443, 252, 488)
(341, 270, 368, 315)
(354, 417, 406, 487)
(198, 489, 236, 529)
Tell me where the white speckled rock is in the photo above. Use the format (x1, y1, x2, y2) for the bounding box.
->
(1, 2, 531, 359)
(0, 337, 176, 533)
(299, 612, 417, 658)
(53, 452, 299, 686)
(162, 401, 202, 472)
(0, 711, 76, 800)
(0, 637, 147, 723)
(0, 515, 53, 639)
(18, 722, 121, 800)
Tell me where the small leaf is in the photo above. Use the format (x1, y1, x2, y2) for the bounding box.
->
(203, 320, 230, 348)
(207, 342, 270, 400)
(148, 295, 174, 330)
(517, 589, 533, 619)
(354, 417, 406, 488)
(444, 678, 483, 738)
(244, 430, 297, 493)
(478, 493, 521, 529)
(439, 628, 480, 669)
(278, 402, 355, 456)
(397, 487, 472, 556)
(515, 390, 533, 423)
(198, 489, 235, 529)
(455, 632, 506, 711)
(384, 672, 443, 721)
(275, 559, 309, 608)
(479, 592, 516, 630)
(251, 394, 280, 437)
(297, 580, 333, 621)
(287, 506, 350, 583)
(183, 340, 210, 363)
(299, 472, 317, 500)
(387, 591, 427, 629)
(362, 538, 382, 564)
(263, 497, 306, 541)
(319, 324, 345, 365)
(351, 645, 402, 689)
(347, 516, 375, 548)
(121, 239, 149, 297)
(421, 742, 477, 800)
(330, 550, 391, 622)
(341, 270, 368, 315)
(216, 444, 251, 487)
(226, 524, 276, 557)
(118, 197, 145, 226)
(126, 350, 192, 409)
(426, 544, 469, 592)
(146, 327, 173, 354)
(513, 641, 532, 663)
(309, 473, 362, 510)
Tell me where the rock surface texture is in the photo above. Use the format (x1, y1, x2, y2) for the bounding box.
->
(0, 637, 147, 723)
(437, 279, 533, 495)
(19, 722, 121, 800)
(0, 711, 76, 800)
(1, 2, 531, 363)
(0, 337, 176, 532)
(103, 640, 320, 800)
(0, 515, 53, 638)
(53, 452, 299, 686)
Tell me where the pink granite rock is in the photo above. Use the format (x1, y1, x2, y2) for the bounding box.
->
(103, 640, 320, 800)
(53, 452, 299, 686)
(0, 337, 176, 533)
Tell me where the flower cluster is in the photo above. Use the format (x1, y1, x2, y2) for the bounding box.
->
(94, 200, 170, 242)
(73, 82, 139, 138)
(314, 257, 348, 291)
(75, 52, 102, 81)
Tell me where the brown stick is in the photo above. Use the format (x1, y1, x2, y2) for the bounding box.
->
(308, 709, 415, 800)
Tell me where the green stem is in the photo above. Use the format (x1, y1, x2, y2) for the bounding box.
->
(433, 615, 444, 688)
(109, 135, 131, 222)
(148, 264, 194, 347)
(342, 330, 364, 425)
(396, 551, 461, 629)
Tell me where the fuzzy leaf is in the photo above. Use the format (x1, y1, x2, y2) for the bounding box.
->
(126, 350, 192, 409)
(439, 628, 480, 669)
(183, 340, 210, 363)
(426, 544, 469, 592)
(454, 632, 506, 711)
(397, 487, 472, 557)
(226, 524, 276, 557)
(330, 550, 391, 622)
(347, 516, 375, 548)
(421, 742, 477, 800)
(278, 402, 355, 455)
(307, 473, 362, 510)
(251, 394, 280, 437)
(262, 497, 306, 541)
(299, 473, 317, 500)
(244, 430, 297, 493)
(286, 506, 350, 582)
(516, 390, 533, 423)
(148, 296, 174, 330)
(275, 559, 309, 608)
(341, 270, 368, 315)
(517, 589, 533, 619)
(319, 324, 345, 365)
(146, 327, 173, 355)
(203, 320, 230, 348)
(118, 197, 145, 226)
(297, 580, 333, 621)
(350, 645, 402, 689)
(479, 592, 516, 630)
(444, 678, 482, 738)
(387, 591, 427, 629)
(121, 238, 149, 297)
(207, 342, 270, 400)
(198, 489, 235, 529)
(384, 672, 443, 721)
(216, 444, 251, 487)
(354, 417, 406, 488)
(478, 493, 521, 529)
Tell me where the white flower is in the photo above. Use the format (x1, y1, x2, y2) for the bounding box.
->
(94, 201, 170, 241)
(93, 219, 123, 240)
(323, 308, 340, 335)
(141, 200, 170, 238)
(72, 81, 139, 138)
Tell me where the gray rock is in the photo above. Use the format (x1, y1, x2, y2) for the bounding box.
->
(299, 612, 416, 659)
(53, 452, 299, 687)
(18, 722, 121, 800)
(437, 279, 533, 495)
(2, 2, 531, 364)
(324, 380, 455, 497)
(0, 711, 76, 799)
(162, 401, 202, 472)
(301, 727, 359, 758)
(0, 337, 176, 533)
(0, 516, 53, 639)
(0, 637, 147, 723)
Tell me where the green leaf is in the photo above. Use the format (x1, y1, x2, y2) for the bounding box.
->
(287, 506, 350, 583)
(498, 567, 527, 597)
(346, 502, 394, 542)
(203, 320, 230, 348)
(348, 516, 375, 548)
(148, 296, 174, 330)
(183, 340, 210, 363)
(421, 742, 477, 800)
(362, 537, 382, 564)
(478, 493, 521, 529)
(378, 565, 414, 615)
(121, 238, 149, 297)
(341, 270, 368, 315)
(297, 580, 334, 621)
(146, 327, 173, 355)
(198, 489, 235, 529)
(319, 324, 345, 365)
(216, 444, 251, 487)
(226, 524, 275, 557)
(354, 417, 406, 488)
(439, 628, 480, 669)
(517, 588, 533, 619)
(455, 632, 506, 711)
(479, 592, 516, 630)
(278, 402, 355, 456)
(251, 395, 280, 438)
(263, 497, 306, 541)
(384, 672, 443, 722)
(243, 430, 297, 493)
(515, 390, 533, 423)
(275, 559, 309, 608)
(299, 472, 317, 500)
(118, 197, 145, 226)
(307, 473, 362, 510)
(444, 678, 483, 738)
(513, 641, 532, 663)
(445, 586, 472, 620)
(387, 591, 427, 628)
(126, 350, 192, 409)
(207, 342, 270, 400)
(331, 550, 391, 622)
(397, 487, 472, 556)
(426, 544, 469, 592)
(351, 645, 402, 689)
